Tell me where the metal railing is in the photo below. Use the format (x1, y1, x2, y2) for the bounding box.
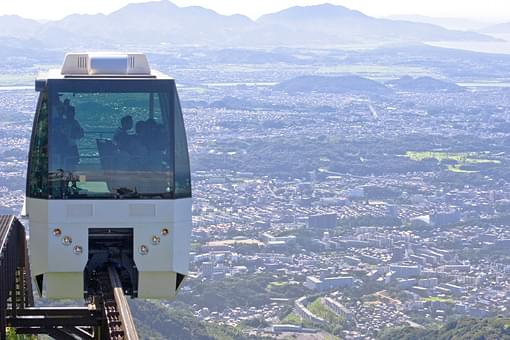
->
(0, 215, 139, 340)
(0, 215, 32, 340)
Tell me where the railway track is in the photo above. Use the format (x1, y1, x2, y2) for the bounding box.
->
(95, 265, 139, 340)
(1, 215, 140, 340)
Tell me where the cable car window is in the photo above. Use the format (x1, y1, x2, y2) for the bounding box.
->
(35, 79, 191, 199)
(27, 91, 49, 198)
(173, 90, 191, 198)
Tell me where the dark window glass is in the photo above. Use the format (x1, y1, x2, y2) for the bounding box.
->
(27, 91, 49, 198)
(174, 91, 192, 198)
(27, 79, 191, 200)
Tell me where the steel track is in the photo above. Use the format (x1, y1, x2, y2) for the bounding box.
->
(95, 265, 139, 340)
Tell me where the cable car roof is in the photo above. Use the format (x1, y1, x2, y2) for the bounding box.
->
(63, 52, 153, 76)
(36, 52, 172, 90)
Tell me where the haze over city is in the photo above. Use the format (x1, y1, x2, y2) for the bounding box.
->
(0, 0, 509, 339)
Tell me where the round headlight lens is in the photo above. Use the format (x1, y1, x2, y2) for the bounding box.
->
(73, 245, 83, 255)
(152, 235, 161, 245)
(62, 235, 73, 246)
(139, 245, 149, 255)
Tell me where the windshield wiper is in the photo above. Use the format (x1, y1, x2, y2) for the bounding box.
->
(111, 188, 174, 199)
(114, 187, 140, 198)
(137, 192, 174, 199)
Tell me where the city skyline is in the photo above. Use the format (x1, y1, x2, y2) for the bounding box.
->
(0, 0, 509, 336)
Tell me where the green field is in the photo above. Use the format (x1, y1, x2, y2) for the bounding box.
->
(5, 328, 36, 340)
(308, 298, 345, 325)
(281, 312, 315, 329)
(266, 281, 288, 290)
(317, 64, 435, 79)
(405, 151, 501, 173)
(421, 296, 455, 303)
(0, 73, 34, 86)
(0, 64, 59, 86)
(281, 312, 304, 325)
(180, 86, 208, 94)
(190, 242, 202, 251)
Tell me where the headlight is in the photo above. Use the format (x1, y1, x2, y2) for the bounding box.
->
(151, 235, 161, 245)
(139, 245, 149, 255)
(62, 235, 73, 246)
(73, 245, 83, 255)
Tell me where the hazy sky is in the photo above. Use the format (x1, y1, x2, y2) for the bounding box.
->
(0, 0, 508, 22)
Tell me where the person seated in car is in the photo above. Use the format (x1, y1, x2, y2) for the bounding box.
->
(62, 106, 84, 170)
(113, 115, 134, 153)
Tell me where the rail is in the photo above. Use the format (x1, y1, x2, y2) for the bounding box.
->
(0, 215, 32, 339)
(93, 266, 139, 340)
(0, 215, 139, 340)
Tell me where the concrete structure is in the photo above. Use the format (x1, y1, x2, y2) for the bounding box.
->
(308, 213, 337, 229)
(389, 264, 421, 278)
(304, 276, 354, 291)
(322, 297, 355, 321)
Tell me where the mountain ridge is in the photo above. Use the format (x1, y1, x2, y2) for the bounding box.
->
(258, 3, 368, 22)
(482, 22, 510, 34)
(274, 75, 391, 95)
(0, 1, 499, 47)
(386, 15, 489, 31)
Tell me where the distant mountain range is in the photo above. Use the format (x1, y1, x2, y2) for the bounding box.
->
(274, 75, 462, 95)
(275, 75, 390, 95)
(482, 22, 510, 34)
(386, 15, 489, 31)
(0, 1, 500, 48)
(386, 76, 464, 92)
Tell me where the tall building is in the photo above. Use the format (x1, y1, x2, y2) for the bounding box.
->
(201, 262, 214, 278)
(308, 213, 337, 229)
(304, 276, 354, 291)
(431, 209, 461, 226)
(389, 264, 421, 278)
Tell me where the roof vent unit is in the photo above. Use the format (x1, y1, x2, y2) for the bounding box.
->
(89, 54, 128, 75)
(61, 52, 151, 76)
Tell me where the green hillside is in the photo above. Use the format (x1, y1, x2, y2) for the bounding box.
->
(379, 318, 510, 340)
(130, 300, 255, 340)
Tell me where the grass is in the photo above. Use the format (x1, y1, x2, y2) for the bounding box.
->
(205, 323, 246, 340)
(0, 73, 35, 86)
(190, 242, 202, 251)
(405, 151, 501, 173)
(5, 328, 36, 340)
(220, 64, 282, 73)
(447, 164, 478, 173)
(207, 239, 263, 247)
(281, 312, 315, 329)
(317, 65, 435, 78)
(266, 281, 289, 291)
(307, 298, 345, 325)
(281, 312, 304, 325)
(421, 296, 455, 303)
(180, 87, 208, 94)
(280, 312, 316, 328)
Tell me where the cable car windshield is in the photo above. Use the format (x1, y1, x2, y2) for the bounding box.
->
(27, 79, 191, 199)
